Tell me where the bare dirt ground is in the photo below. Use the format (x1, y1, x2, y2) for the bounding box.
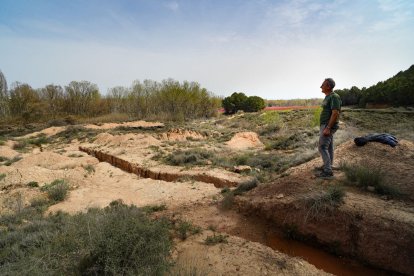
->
(237, 140, 414, 274)
(1, 113, 413, 275)
(0, 120, 328, 275)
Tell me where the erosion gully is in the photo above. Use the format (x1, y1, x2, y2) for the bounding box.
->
(80, 147, 392, 276)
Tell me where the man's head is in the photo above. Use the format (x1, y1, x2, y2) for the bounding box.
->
(321, 78, 335, 94)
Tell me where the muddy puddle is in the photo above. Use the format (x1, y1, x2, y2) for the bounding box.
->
(220, 213, 391, 276)
(265, 232, 388, 276)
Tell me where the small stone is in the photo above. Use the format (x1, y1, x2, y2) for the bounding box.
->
(276, 194, 284, 199)
(367, 186, 375, 192)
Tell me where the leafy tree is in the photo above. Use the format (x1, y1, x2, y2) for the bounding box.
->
(222, 92, 248, 114)
(9, 82, 44, 122)
(64, 81, 100, 115)
(244, 96, 265, 112)
(39, 84, 64, 118)
(222, 92, 265, 114)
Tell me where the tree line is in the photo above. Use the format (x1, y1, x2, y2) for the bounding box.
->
(0, 72, 221, 123)
(335, 64, 414, 107)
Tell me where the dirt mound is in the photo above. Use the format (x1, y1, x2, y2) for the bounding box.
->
(0, 145, 20, 159)
(335, 139, 414, 199)
(84, 120, 163, 130)
(236, 139, 414, 274)
(94, 133, 161, 148)
(11, 152, 98, 170)
(226, 132, 264, 150)
(160, 128, 205, 141)
(172, 230, 327, 276)
(21, 126, 66, 138)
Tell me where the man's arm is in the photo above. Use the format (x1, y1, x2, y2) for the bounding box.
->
(322, 109, 339, 136)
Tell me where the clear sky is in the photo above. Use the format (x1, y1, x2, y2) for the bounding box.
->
(1, 0, 413, 99)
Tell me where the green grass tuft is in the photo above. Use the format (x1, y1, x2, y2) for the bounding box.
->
(204, 234, 228, 245)
(41, 179, 70, 202)
(341, 162, 402, 198)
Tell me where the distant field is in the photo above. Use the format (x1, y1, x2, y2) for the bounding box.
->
(218, 105, 320, 113)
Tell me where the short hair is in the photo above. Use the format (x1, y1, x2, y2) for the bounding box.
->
(325, 78, 335, 89)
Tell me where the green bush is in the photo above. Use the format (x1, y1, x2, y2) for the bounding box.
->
(0, 203, 172, 275)
(311, 107, 322, 127)
(233, 178, 258, 196)
(41, 179, 70, 202)
(83, 164, 95, 174)
(222, 92, 265, 114)
(26, 181, 39, 187)
(304, 185, 345, 221)
(12, 140, 27, 150)
(341, 163, 401, 197)
(175, 221, 201, 240)
(0, 173, 5, 181)
(4, 156, 22, 166)
(166, 148, 213, 166)
(204, 234, 228, 245)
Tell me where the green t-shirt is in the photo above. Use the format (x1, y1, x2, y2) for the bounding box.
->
(320, 92, 341, 125)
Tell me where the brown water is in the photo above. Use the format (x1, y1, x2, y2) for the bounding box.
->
(265, 232, 389, 276)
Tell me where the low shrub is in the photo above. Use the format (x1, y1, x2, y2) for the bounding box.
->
(140, 204, 167, 213)
(175, 221, 202, 240)
(166, 148, 213, 166)
(0, 173, 6, 181)
(0, 203, 172, 275)
(4, 156, 22, 166)
(12, 140, 27, 150)
(41, 179, 70, 202)
(233, 178, 258, 196)
(28, 135, 50, 146)
(304, 185, 345, 222)
(341, 162, 402, 197)
(83, 164, 95, 174)
(27, 181, 39, 187)
(204, 234, 228, 245)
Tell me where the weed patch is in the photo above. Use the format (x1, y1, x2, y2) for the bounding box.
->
(26, 181, 39, 187)
(165, 148, 213, 166)
(233, 178, 258, 195)
(0, 203, 172, 275)
(0, 173, 6, 181)
(141, 204, 167, 213)
(175, 220, 202, 240)
(304, 185, 345, 222)
(341, 162, 402, 197)
(41, 179, 70, 202)
(4, 156, 22, 166)
(83, 164, 95, 174)
(204, 233, 228, 245)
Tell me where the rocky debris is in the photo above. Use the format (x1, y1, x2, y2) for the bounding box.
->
(226, 132, 264, 150)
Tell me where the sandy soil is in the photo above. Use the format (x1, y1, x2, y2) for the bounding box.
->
(84, 120, 163, 129)
(226, 131, 265, 150)
(3, 121, 412, 274)
(237, 139, 414, 274)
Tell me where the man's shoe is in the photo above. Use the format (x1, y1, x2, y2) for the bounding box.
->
(315, 171, 334, 179)
(314, 165, 340, 171)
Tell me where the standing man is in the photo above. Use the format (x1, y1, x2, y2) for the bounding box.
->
(316, 78, 341, 178)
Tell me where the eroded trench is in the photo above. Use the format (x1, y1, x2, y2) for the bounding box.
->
(79, 146, 243, 188)
(80, 146, 408, 275)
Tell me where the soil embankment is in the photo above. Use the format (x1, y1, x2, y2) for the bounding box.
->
(236, 140, 414, 275)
